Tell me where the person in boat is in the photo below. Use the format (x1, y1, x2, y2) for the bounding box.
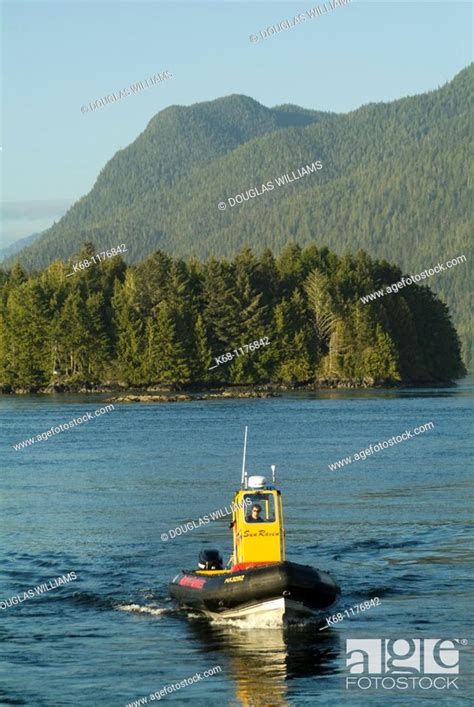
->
(247, 504, 264, 522)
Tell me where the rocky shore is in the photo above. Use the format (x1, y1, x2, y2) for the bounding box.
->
(108, 391, 280, 403)
(0, 377, 456, 396)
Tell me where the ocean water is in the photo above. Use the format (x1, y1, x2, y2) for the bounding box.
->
(1, 381, 473, 706)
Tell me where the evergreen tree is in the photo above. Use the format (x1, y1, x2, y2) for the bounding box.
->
(361, 325, 400, 382)
(276, 329, 312, 383)
(9, 263, 28, 288)
(85, 291, 111, 377)
(230, 248, 270, 383)
(52, 290, 90, 378)
(305, 269, 340, 355)
(5, 282, 51, 385)
(272, 291, 313, 383)
(318, 319, 350, 379)
(193, 313, 214, 382)
(112, 274, 146, 384)
(144, 302, 191, 385)
(202, 259, 240, 348)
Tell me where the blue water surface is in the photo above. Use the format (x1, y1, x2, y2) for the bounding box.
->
(1, 380, 473, 706)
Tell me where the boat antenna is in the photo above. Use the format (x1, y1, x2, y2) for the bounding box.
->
(241, 426, 248, 488)
(271, 464, 276, 483)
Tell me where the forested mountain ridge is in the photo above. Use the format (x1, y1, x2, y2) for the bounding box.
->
(8, 65, 472, 364)
(0, 243, 465, 390)
(27, 95, 329, 237)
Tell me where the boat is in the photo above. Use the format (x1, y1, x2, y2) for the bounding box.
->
(168, 428, 340, 624)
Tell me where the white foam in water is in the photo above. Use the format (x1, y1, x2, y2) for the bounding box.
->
(208, 613, 310, 629)
(115, 603, 169, 616)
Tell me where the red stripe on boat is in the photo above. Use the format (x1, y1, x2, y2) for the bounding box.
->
(231, 562, 278, 571)
(178, 575, 206, 589)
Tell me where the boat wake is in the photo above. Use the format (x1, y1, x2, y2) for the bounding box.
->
(114, 602, 173, 617)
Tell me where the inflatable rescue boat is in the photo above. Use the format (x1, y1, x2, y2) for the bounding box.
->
(169, 429, 340, 623)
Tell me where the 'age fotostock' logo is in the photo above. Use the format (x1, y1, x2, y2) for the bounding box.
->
(346, 639, 466, 690)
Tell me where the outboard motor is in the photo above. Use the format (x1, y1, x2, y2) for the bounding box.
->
(198, 549, 223, 570)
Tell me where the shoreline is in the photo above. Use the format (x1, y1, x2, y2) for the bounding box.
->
(0, 378, 459, 398)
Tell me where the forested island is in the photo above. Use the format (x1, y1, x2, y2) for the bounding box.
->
(0, 242, 465, 392)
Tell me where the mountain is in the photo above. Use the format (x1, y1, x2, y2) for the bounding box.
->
(6, 65, 472, 364)
(0, 232, 43, 262)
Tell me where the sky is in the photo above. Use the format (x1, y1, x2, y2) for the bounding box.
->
(1, 0, 472, 246)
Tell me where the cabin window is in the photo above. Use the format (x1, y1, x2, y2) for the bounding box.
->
(244, 494, 276, 523)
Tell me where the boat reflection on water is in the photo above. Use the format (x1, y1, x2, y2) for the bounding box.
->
(187, 618, 340, 706)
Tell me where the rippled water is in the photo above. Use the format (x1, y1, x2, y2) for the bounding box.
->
(1, 381, 473, 705)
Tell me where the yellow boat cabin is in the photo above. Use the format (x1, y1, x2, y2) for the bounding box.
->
(230, 472, 286, 569)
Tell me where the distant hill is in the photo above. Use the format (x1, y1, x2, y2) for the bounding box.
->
(0, 232, 42, 262)
(6, 65, 472, 365)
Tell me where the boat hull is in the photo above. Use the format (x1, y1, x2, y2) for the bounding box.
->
(169, 561, 340, 623)
(205, 596, 315, 624)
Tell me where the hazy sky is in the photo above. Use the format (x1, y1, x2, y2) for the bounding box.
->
(1, 0, 472, 246)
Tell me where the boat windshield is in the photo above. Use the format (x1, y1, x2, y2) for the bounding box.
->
(244, 493, 276, 523)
